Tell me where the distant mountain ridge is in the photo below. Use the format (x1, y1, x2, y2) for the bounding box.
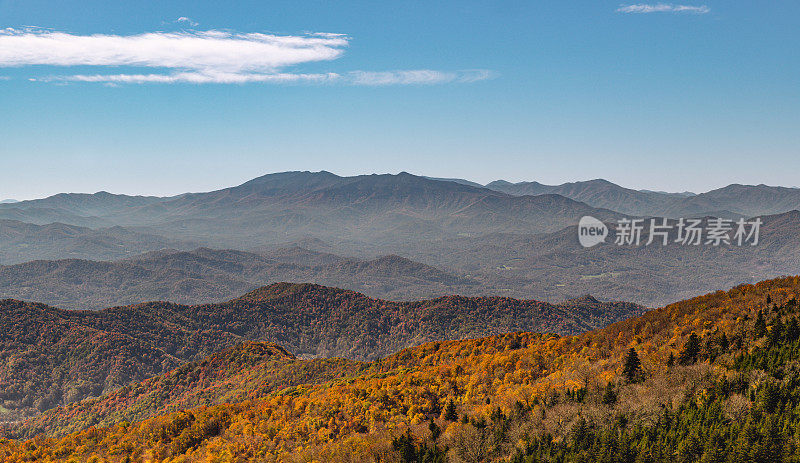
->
(5, 172, 798, 235)
(485, 178, 800, 218)
(0, 191, 172, 227)
(0, 219, 199, 265)
(401, 210, 800, 306)
(1, 171, 624, 254)
(2, 171, 799, 306)
(6, 207, 800, 307)
(484, 178, 680, 216)
(0, 247, 481, 309)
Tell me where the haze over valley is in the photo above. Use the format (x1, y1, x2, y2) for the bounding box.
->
(1, 171, 798, 308)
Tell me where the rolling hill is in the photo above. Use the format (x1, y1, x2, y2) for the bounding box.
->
(0, 284, 644, 420)
(3, 210, 800, 308)
(1, 276, 798, 462)
(10, 342, 367, 439)
(0, 220, 198, 265)
(0, 247, 478, 309)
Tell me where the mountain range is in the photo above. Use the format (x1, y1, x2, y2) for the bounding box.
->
(484, 178, 800, 218)
(7, 173, 800, 231)
(2, 210, 800, 308)
(0, 247, 479, 309)
(2, 171, 800, 306)
(6, 173, 800, 235)
(0, 283, 644, 421)
(0, 172, 622, 250)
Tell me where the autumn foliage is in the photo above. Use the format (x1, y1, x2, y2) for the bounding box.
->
(0, 276, 799, 461)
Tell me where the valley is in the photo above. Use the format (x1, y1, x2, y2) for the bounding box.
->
(2, 173, 800, 307)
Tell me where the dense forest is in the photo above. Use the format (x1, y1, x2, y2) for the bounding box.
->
(0, 276, 798, 461)
(0, 283, 643, 421)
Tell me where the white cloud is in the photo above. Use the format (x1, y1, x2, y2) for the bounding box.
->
(40, 69, 494, 86)
(0, 27, 492, 86)
(0, 28, 347, 72)
(349, 69, 494, 86)
(175, 17, 199, 27)
(46, 71, 341, 84)
(616, 3, 710, 14)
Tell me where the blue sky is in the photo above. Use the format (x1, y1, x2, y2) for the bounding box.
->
(1, 0, 798, 199)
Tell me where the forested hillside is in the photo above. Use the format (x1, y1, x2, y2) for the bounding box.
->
(9, 342, 366, 439)
(0, 283, 642, 420)
(0, 276, 798, 461)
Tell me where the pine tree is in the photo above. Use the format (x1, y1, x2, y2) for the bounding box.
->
(718, 332, 729, 351)
(786, 318, 800, 342)
(622, 348, 643, 383)
(428, 419, 441, 441)
(754, 310, 767, 338)
(443, 399, 458, 421)
(768, 319, 784, 347)
(602, 383, 617, 405)
(678, 333, 701, 365)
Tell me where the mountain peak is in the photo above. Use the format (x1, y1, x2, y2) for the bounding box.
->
(233, 282, 360, 303)
(563, 294, 601, 305)
(486, 179, 514, 187)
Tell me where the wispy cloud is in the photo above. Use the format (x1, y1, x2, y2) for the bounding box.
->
(349, 70, 494, 86)
(42, 70, 495, 86)
(0, 28, 347, 71)
(616, 3, 710, 14)
(51, 72, 340, 84)
(0, 27, 492, 86)
(175, 17, 199, 27)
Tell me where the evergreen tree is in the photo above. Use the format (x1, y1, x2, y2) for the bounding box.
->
(786, 317, 800, 342)
(754, 310, 767, 338)
(718, 332, 729, 351)
(768, 318, 784, 347)
(443, 399, 458, 421)
(392, 432, 417, 462)
(678, 333, 701, 365)
(428, 419, 441, 441)
(622, 348, 643, 383)
(602, 383, 617, 405)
